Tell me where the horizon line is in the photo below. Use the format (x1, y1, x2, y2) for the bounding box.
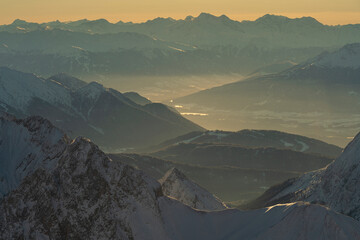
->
(2, 12, 360, 26)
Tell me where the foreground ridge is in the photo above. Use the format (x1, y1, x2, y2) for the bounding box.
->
(1, 114, 360, 239)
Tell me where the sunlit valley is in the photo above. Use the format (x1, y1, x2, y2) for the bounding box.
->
(1, 3, 360, 239)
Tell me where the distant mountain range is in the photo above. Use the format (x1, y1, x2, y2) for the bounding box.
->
(174, 43, 360, 146)
(0, 13, 359, 76)
(2, 13, 360, 48)
(2, 113, 360, 239)
(0, 67, 204, 150)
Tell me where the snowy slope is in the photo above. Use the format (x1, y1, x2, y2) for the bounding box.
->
(248, 130, 360, 221)
(283, 43, 360, 80)
(311, 43, 360, 69)
(159, 168, 227, 210)
(1, 115, 360, 239)
(160, 200, 360, 240)
(0, 114, 69, 197)
(0, 67, 71, 112)
(0, 68, 204, 149)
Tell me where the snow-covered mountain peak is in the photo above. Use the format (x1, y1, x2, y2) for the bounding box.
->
(75, 81, 106, 100)
(159, 168, 227, 211)
(312, 43, 360, 69)
(0, 123, 168, 239)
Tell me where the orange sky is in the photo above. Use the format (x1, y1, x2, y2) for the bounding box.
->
(1, 0, 360, 25)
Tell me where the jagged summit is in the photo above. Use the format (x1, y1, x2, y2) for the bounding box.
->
(159, 168, 227, 210)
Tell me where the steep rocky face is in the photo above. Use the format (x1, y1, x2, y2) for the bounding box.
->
(159, 168, 227, 211)
(247, 131, 360, 221)
(3, 148, 360, 240)
(0, 114, 69, 197)
(0, 137, 169, 240)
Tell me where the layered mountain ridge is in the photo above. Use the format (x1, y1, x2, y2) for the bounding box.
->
(2, 13, 359, 48)
(1, 13, 359, 76)
(1, 113, 360, 239)
(0, 67, 204, 150)
(175, 43, 360, 146)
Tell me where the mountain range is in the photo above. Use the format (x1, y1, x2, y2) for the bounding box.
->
(174, 43, 360, 147)
(1, 13, 359, 77)
(1, 113, 360, 239)
(0, 67, 203, 150)
(2, 13, 360, 48)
